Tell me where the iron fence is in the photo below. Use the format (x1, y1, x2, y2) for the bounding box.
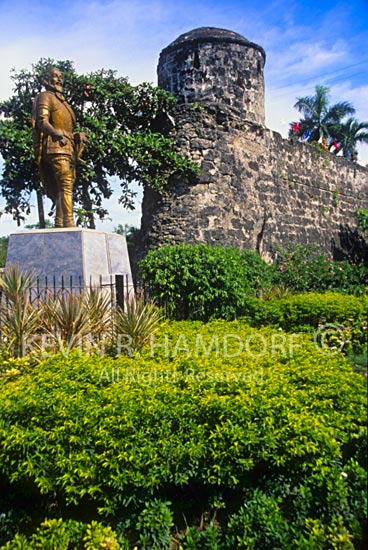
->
(0, 272, 134, 310)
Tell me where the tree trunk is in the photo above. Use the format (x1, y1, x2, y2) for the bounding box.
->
(88, 212, 96, 229)
(81, 183, 96, 229)
(36, 188, 46, 229)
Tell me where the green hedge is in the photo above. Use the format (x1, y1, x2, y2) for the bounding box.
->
(138, 244, 368, 324)
(243, 291, 366, 327)
(0, 320, 366, 548)
(241, 292, 367, 356)
(138, 243, 272, 321)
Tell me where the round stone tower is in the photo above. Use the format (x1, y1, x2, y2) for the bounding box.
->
(157, 26, 266, 125)
(139, 27, 368, 265)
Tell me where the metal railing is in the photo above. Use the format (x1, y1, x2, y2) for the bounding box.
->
(0, 272, 134, 310)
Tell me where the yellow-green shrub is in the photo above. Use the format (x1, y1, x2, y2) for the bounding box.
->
(243, 292, 367, 355)
(0, 518, 128, 549)
(252, 292, 366, 328)
(0, 320, 366, 548)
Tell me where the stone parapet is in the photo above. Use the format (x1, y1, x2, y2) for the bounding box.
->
(141, 104, 368, 261)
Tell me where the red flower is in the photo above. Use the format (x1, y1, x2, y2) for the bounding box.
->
(83, 84, 94, 99)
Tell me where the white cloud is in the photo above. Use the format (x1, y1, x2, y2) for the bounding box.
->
(330, 83, 368, 118)
(265, 40, 349, 88)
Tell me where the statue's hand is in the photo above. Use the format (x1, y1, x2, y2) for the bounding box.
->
(74, 132, 88, 144)
(52, 131, 68, 147)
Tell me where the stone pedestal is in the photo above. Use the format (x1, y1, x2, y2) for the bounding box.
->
(5, 228, 133, 293)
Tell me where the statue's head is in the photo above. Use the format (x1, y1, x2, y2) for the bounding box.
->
(43, 66, 63, 93)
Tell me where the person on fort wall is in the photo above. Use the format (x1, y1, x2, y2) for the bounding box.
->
(32, 66, 88, 228)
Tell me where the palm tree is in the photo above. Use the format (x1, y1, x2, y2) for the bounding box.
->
(330, 117, 368, 158)
(289, 85, 355, 143)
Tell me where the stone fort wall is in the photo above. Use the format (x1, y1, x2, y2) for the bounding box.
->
(140, 28, 368, 261)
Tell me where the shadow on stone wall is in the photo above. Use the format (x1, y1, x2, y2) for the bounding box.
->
(331, 225, 368, 263)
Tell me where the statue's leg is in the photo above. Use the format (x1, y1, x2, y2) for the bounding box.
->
(55, 208, 62, 227)
(51, 155, 76, 228)
(55, 194, 63, 228)
(39, 156, 60, 225)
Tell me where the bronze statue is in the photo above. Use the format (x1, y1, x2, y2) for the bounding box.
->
(32, 67, 88, 227)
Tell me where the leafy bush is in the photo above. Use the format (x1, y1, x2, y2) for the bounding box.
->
(0, 320, 366, 548)
(355, 208, 368, 232)
(0, 518, 128, 549)
(139, 243, 367, 323)
(241, 292, 367, 356)
(139, 243, 272, 321)
(245, 291, 366, 328)
(179, 522, 222, 549)
(135, 499, 173, 549)
(225, 498, 356, 549)
(270, 244, 368, 295)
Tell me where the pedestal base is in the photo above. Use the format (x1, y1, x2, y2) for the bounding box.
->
(5, 228, 133, 291)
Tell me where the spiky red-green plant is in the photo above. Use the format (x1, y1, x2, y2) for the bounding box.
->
(42, 292, 91, 352)
(0, 264, 42, 357)
(114, 294, 165, 356)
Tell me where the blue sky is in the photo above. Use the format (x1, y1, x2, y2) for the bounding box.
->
(0, 0, 367, 235)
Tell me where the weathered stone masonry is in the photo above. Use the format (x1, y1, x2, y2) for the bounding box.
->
(140, 27, 368, 260)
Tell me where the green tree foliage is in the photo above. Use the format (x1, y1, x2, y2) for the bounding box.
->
(0, 236, 8, 267)
(138, 243, 272, 321)
(114, 224, 141, 267)
(25, 220, 54, 229)
(289, 85, 355, 147)
(0, 58, 197, 227)
(332, 117, 368, 158)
